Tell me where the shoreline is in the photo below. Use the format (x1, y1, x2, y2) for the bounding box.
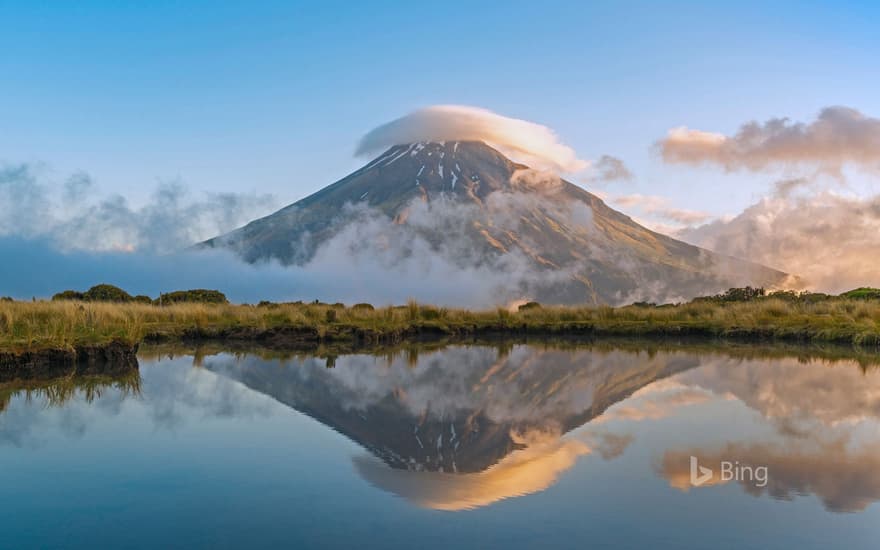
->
(0, 341, 139, 383)
(2, 297, 880, 377)
(3, 325, 879, 380)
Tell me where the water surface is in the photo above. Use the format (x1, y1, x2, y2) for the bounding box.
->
(1, 343, 879, 548)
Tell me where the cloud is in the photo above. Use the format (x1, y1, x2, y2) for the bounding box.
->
(591, 155, 634, 183)
(609, 193, 712, 228)
(0, 163, 279, 254)
(356, 105, 589, 173)
(677, 189, 880, 292)
(658, 106, 880, 173)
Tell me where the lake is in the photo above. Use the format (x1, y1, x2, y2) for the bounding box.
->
(1, 342, 879, 549)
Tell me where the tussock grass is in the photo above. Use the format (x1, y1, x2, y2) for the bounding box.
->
(1, 297, 880, 351)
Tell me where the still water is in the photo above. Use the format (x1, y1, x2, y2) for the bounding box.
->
(1, 342, 879, 549)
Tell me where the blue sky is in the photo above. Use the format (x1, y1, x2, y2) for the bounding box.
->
(2, 0, 879, 219)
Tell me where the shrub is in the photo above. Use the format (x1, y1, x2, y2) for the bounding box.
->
(0, 296, 13, 302)
(518, 301, 542, 312)
(82, 284, 133, 302)
(156, 289, 228, 305)
(133, 295, 153, 304)
(325, 309, 337, 323)
(841, 287, 880, 301)
(419, 306, 442, 320)
(352, 303, 375, 311)
(52, 290, 85, 301)
(720, 287, 765, 302)
(766, 290, 799, 302)
(693, 287, 765, 304)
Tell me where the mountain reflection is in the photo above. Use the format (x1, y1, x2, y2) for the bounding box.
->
(198, 345, 698, 509)
(197, 344, 880, 512)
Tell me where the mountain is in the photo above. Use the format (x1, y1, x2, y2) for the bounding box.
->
(202, 141, 788, 304)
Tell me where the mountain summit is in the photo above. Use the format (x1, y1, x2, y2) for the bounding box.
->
(202, 141, 787, 304)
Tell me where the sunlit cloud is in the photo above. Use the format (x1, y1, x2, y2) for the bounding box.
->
(677, 189, 880, 292)
(607, 193, 712, 231)
(356, 105, 589, 173)
(658, 106, 880, 173)
(355, 430, 591, 511)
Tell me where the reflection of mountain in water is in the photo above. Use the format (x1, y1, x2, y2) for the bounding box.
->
(202, 346, 698, 474)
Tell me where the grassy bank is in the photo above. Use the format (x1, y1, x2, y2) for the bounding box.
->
(2, 296, 880, 352)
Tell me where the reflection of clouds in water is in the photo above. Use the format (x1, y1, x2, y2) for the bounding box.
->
(675, 356, 880, 431)
(0, 401, 50, 448)
(652, 357, 880, 513)
(595, 380, 714, 423)
(660, 439, 880, 513)
(0, 355, 275, 447)
(355, 429, 592, 511)
(143, 356, 275, 431)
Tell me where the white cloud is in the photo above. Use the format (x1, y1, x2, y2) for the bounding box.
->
(356, 105, 589, 173)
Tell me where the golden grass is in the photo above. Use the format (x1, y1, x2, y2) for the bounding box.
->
(1, 297, 880, 351)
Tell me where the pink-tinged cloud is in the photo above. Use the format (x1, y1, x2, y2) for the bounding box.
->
(659, 106, 880, 173)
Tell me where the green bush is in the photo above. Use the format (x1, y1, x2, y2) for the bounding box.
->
(419, 306, 442, 320)
(325, 309, 337, 323)
(83, 284, 133, 302)
(352, 303, 375, 311)
(841, 288, 880, 301)
(518, 301, 542, 312)
(156, 289, 228, 305)
(693, 287, 766, 304)
(52, 290, 85, 301)
(133, 295, 153, 304)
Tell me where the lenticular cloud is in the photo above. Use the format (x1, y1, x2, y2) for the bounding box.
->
(356, 105, 588, 173)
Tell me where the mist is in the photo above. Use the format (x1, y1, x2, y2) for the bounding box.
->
(677, 188, 880, 292)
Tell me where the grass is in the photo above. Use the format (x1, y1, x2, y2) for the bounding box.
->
(2, 296, 880, 352)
